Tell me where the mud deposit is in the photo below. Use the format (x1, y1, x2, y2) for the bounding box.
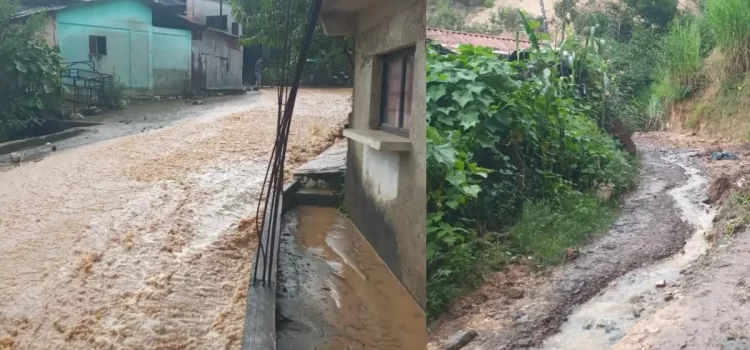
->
(429, 143, 706, 350)
(0, 89, 349, 349)
(276, 206, 426, 350)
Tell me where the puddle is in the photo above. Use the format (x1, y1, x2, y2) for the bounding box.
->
(276, 206, 426, 350)
(542, 153, 715, 350)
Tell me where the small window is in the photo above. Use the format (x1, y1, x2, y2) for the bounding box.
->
(88, 35, 107, 55)
(380, 47, 415, 135)
(231, 22, 239, 36)
(206, 15, 228, 30)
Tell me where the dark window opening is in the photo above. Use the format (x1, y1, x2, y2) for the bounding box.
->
(206, 15, 228, 31)
(88, 35, 107, 55)
(231, 22, 239, 36)
(379, 47, 415, 135)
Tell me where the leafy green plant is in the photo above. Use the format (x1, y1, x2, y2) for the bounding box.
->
(426, 17, 635, 316)
(706, 0, 750, 75)
(0, 0, 64, 142)
(99, 82, 126, 110)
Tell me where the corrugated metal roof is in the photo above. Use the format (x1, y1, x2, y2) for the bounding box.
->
(14, 4, 69, 18)
(427, 27, 532, 54)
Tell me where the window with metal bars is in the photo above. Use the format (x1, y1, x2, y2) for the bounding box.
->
(206, 15, 228, 30)
(88, 35, 107, 55)
(379, 47, 415, 136)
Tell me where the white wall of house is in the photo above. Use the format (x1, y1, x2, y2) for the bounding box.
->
(186, 0, 242, 37)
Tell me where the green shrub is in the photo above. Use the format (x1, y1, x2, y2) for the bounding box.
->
(426, 33, 635, 316)
(706, 0, 750, 75)
(510, 192, 618, 267)
(0, 0, 64, 141)
(99, 82, 126, 109)
(653, 18, 703, 104)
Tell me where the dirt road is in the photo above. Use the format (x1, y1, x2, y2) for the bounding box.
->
(0, 89, 350, 349)
(429, 135, 734, 349)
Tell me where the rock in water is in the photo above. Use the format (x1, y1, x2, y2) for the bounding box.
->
(51, 145, 57, 151)
(507, 287, 525, 299)
(705, 174, 731, 204)
(9, 152, 21, 164)
(445, 330, 477, 350)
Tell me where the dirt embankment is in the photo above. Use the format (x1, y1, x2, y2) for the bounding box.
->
(0, 89, 350, 349)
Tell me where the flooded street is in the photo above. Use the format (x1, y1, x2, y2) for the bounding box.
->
(0, 89, 350, 349)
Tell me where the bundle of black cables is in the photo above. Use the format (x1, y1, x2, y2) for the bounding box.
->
(252, 0, 323, 286)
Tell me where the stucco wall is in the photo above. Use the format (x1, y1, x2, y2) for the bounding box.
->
(345, 0, 427, 307)
(153, 27, 192, 94)
(56, 0, 191, 95)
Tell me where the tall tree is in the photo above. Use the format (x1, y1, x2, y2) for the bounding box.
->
(231, 0, 353, 86)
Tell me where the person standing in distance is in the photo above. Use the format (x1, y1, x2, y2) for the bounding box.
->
(255, 58, 263, 89)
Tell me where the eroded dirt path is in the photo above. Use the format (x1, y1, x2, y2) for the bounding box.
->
(0, 89, 349, 349)
(429, 138, 715, 350)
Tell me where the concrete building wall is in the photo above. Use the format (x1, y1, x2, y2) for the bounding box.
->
(344, 0, 427, 307)
(56, 0, 191, 95)
(153, 27, 192, 95)
(186, 0, 242, 36)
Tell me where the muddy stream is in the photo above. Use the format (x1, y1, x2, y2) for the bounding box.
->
(543, 152, 716, 349)
(429, 143, 721, 350)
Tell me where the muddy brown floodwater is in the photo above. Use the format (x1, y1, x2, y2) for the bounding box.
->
(0, 89, 350, 349)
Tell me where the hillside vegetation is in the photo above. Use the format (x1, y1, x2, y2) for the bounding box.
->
(665, 0, 750, 141)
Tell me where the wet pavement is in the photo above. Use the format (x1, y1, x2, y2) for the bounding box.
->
(276, 206, 427, 350)
(0, 94, 262, 167)
(0, 89, 350, 349)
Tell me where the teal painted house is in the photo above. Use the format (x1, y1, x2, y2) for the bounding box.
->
(17, 0, 243, 96)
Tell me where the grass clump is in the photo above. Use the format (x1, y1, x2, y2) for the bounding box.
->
(654, 18, 703, 103)
(510, 193, 618, 267)
(706, 0, 750, 75)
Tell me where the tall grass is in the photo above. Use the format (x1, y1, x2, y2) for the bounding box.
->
(706, 0, 750, 75)
(654, 18, 703, 103)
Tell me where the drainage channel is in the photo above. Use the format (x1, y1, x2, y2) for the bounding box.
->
(542, 152, 716, 349)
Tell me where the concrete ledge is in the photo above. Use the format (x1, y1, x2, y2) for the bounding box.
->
(241, 179, 300, 350)
(343, 129, 411, 152)
(294, 188, 341, 207)
(0, 127, 88, 155)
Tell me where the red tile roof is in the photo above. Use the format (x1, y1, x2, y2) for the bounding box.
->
(427, 28, 532, 54)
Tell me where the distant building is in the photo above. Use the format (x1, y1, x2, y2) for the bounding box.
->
(427, 27, 533, 56)
(185, 0, 241, 37)
(14, 0, 243, 98)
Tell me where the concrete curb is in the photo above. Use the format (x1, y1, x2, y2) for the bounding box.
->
(241, 179, 300, 350)
(0, 121, 99, 155)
